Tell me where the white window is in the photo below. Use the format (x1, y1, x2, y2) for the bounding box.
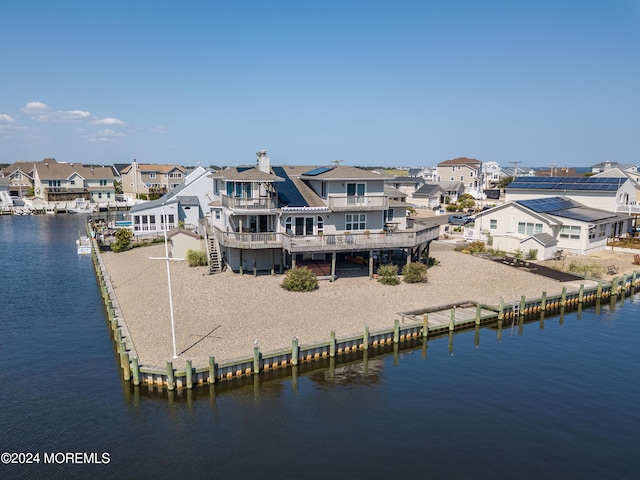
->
(460, 176, 464, 182)
(215, 210, 220, 220)
(560, 225, 581, 239)
(518, 222, 543, 235)
(346, 214, 366, 231)
(317, 216, 324, 234)
(149, 173, 156, 179)
(490, 219, 497, 230)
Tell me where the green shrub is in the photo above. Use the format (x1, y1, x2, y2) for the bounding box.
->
(377, 264, 400, 285)
(111, 228, 133, 252)
(402, 262, 427, 283)
(526, 248, 538, 260)
(281, 266, 318, 292)
(186, 249, 208, 267)
(467, 241, 486, 253)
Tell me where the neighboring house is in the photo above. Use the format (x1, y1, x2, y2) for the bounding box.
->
(592, 166, 640, 195)
(120, 161, 186, 200)
(203, 151, 439, 278)
(408, 167, 436, 181)
(32, 158, 116, 204)
(435, 157, 482, 197)
(385, 176, 424, 198)
(1, 161, 35, 197)
(129, 167, 214, 233)
(437, 180, 465, 204)
(471, 196, 632, 258)
(411, 183, 446, 209)
(0, 177, 10, 206)
(505, 176, 638, 214)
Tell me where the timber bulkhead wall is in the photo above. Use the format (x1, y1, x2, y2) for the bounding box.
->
(90, 238, 640, 391)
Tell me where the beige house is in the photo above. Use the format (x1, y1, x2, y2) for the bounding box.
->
(120, 161, 186, 199)
(0, 161, 35, 197)
(167, 228, 203, 259)
(32, 158, 116, 204)
(436, 157, 483, 197)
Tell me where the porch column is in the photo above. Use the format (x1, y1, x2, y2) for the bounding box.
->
(239, 250, 244, 275)
(292, 255, 296, 269)
(253, 251, 257, 277)
(271, 250, 275, 275)
(331, 252, 337, 282)
(368, 250, 374, 279)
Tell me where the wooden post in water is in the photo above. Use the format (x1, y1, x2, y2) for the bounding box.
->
(422, 314, 429, 338)
(498, 298, 504, 321)
(596, 281, 602, 300)
(578, 284, 584, 304)
(208, 356, 217, 384)
(122, 352, 131, 382)
(475, 304, 481, 326)
(541, 291, 547, 313)
(449, 307, 455, 332)
(622, 273, 628, 293)
(330, 331, 336, 357)
(131, 357, 140, 386)
(393, 319, 400, 344)
(560, 286, 567, 308)
(519, 295, 526, 318)
(167, 361, 175, 391)
(186, 360, 193, 389)
(253, 341, 260, 374)
(611, 277, 618, 299)
(292, 337, 299, 365)
(363, 326, 369, 350)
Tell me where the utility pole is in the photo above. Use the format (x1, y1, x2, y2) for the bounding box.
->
(549, 163, 558, 177)
(509, 161, 522, 178)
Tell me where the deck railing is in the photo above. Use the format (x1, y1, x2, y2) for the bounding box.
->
(326, 195, 388, 211)
(207, 222, 439, 252)
(221, 195, 277, 211)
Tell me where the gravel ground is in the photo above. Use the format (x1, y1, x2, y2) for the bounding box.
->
(101, 242, 605, 368)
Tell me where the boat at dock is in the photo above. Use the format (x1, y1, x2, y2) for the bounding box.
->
(76, 235, 92, 254)
(68, 198, 97, 214)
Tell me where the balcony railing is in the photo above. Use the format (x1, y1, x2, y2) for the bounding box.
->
(327, 195, 388, 211)
(221, 195, 277, 211)
(214, 229, 284, 249)
(615, 203, 640, 215)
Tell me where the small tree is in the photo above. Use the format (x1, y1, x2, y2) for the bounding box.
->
(111, 228, 133, 252)
(402, 262, 427, 283)
(281, 266, 318, 292)
(377, 264, 400, 285)
(186, 249, 208, 267)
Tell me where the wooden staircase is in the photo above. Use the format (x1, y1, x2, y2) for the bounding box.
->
(208, 235, 224, 274)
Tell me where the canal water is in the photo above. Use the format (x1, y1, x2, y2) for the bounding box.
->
(1, 214, 639, 480)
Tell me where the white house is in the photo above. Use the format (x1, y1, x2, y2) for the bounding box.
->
(506, 176, 638, 213)
(471, 196, 632, 258)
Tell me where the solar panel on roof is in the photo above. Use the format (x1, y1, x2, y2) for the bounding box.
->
(303, 166, 334, 176)
(272, 166, 309, 207)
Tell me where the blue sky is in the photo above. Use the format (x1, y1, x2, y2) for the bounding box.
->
(1, 0, 639, 168)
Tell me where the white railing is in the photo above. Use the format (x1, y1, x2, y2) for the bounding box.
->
(327, 195, 388, 211)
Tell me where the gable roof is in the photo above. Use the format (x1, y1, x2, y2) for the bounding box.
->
(213, 166, 284, 182)
(121, 163, 185, 175)
(413, 183, 445, 197)
(299, 165, 392, 181)
(437, 157, 482, 167)
(35, 160, 115, 180)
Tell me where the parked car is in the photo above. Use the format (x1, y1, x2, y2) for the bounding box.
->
(447, 214, 473, 225)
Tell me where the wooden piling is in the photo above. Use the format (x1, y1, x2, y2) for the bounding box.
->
(167, 361, 175, 391)
(422, 314, 429, 338)
(253, 343, 260, 374)
(208, 356, 217, 384)
(292, 337, 299, 365)
(578, 284, 584, 304)
(475, 305, 481, 326)
(393, 319, 400, 343)
(560, 286, 567, 308)
(330, 331, 336, 357)
(596, 281, 602, 299)
(122, 352, 131, 382)
(498, 298, 504, 321)
(132, 357, 140, 386)
(186, 360, 193, 389)
(519, 295, 526, 317)
(363, 326, 369, 350)
(541, 291, 547, 312)
(449, 307, 455, 332)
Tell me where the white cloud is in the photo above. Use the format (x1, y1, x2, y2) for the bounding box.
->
(149, 125, 168, 134)
(20, 101, 91, 122)
(87, 128, 126, 142)
(92, 117, 126, 126)
(0, 113, 16, 123)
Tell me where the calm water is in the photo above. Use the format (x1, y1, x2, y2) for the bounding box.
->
(1, 215, 639, 480)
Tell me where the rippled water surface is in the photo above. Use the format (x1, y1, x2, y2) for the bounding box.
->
(1, 215, 639, 479)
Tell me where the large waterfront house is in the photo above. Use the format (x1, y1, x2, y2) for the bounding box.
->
(205, 152, 439, 278)
(120, 161, 186, 200)
(127, 152, 440, 279)
(31, 158, 116, 205)
(0, 161, 34, 197)
(470, 197, 633, 258)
